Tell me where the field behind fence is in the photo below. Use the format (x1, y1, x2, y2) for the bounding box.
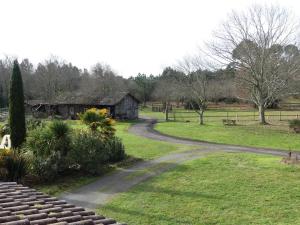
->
(168, 108, 300, 122)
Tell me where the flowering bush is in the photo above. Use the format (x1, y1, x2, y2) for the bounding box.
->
(79, 108, 116, 139)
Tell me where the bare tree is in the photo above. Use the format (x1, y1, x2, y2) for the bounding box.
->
(152, 67, 184, 120)
(0, 57, 14, 106)
(207, 5, 300, 124)
(177, 56, 215, 125)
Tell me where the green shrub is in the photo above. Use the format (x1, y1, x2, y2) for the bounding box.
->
(289, 119, 300, 128)
(0, 149, 28, 182)
(25, 121, 71, 181)
(48, 120, 71, 157)
(26, 126, 53, 157)
(70, 130, 109, 174)
(106, 137, 125, 162)
(289, 119, 300, 133)
(26, 118, 45, 132)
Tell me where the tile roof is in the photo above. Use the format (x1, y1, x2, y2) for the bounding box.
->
(0, 182, 126, 225)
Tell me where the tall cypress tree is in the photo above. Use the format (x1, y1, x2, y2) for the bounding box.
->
(9, 60, 26, 149)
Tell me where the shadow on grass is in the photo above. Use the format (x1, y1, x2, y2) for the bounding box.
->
(100, 204, 185, 224)
(129, 182, 221, 200)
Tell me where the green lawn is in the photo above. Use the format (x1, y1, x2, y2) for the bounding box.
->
(155, 121, 300, 151)
(140, 107, 300, 150)
(115, 122, 198, 160)
(99, 153, 300, 225)
(140, 107, 167, 120)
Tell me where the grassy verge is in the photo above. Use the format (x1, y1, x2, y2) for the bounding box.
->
(99, 153, 300, 225)
(155, 121, 300, 151)
(33, 174, 99, 196)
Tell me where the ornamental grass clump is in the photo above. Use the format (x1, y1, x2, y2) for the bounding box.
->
(0, 149, 28, 182)
(25, 120, 72, 181)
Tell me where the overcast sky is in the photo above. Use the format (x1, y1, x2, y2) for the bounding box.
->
(0, 0, 298, 77)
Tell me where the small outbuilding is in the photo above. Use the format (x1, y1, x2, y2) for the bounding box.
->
(99, 92, 139, 120)
(25, 92, 140, 120)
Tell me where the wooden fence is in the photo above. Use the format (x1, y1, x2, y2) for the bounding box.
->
(168, 110, 300, 122)
(151, 103, 173, 112)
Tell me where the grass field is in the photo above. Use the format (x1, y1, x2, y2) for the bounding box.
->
(155, 121, 300, 151)
(115, 122, 198, 160)
(99, 152, 300, 225)
(141, 108, 300, 151)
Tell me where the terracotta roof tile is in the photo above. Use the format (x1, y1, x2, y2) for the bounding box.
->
(0, 183, 126, 225)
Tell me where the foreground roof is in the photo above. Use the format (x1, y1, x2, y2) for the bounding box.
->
(0, 182, 125, 225)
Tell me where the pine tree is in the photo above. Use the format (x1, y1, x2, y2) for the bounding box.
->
(9, 60, 26, 149)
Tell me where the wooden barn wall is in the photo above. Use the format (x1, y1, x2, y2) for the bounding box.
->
(115, 95, 138, 119)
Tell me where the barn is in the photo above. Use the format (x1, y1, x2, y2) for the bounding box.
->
(25, 92, 140, 120)
(99, 92, 139, 119)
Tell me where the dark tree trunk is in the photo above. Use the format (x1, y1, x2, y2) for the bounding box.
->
(165, 103, 169, 121)
(199, 109, 204, 125)
(258, 105, 267, 125)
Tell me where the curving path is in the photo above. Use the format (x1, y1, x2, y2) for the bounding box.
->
(60, 118, 292, 210)
(129, 118, 294, 157)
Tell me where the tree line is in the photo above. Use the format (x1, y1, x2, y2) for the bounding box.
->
(0, 57, 235, 107)
(1, 5, 300, 125)
(0, 57, 132, 106)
